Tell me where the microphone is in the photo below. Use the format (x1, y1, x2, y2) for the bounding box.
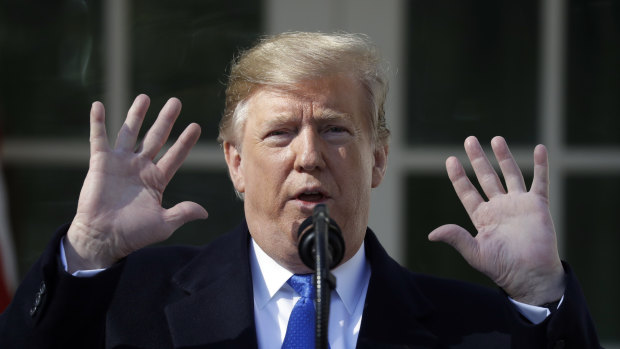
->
(296, 204, 345, 349)
(296, 204, 345, 270)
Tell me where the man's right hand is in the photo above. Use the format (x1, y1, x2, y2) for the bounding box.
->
(64, 94, 208, 273)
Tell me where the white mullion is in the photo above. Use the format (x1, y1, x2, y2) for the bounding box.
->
(401, 147, 536, 173)
(1, 140, 225, 169)
(104, 0, 130, 139)
(539, 0, 567, 255)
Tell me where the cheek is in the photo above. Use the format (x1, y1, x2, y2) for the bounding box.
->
(243, 150, 290, 196)
(337, 146, 374, 184)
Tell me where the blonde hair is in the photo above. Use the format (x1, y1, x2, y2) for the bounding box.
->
(218, 32, 390, 147)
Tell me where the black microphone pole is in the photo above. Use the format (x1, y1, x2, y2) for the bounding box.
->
(313, 204, 332, 349)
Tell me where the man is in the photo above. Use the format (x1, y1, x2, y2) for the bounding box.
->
(0, 32, 600, 348)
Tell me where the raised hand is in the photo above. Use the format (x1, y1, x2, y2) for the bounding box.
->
(64, 95, 208, 273)
(429, 136, 565, 305)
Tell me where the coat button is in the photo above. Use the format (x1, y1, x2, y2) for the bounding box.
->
(39, 281, 46, 295)
(553, 339, 566, 349)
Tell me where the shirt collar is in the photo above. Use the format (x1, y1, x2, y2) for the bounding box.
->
(250, 239, 293, 310)
(331, 241, 369, 315)
(250, 238, 369, 315)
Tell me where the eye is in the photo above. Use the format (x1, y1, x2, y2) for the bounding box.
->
(324, 126, 349, 134)
(266, 130, 288, 137)
(263, 128, 296, 146)
(321, 125, 353, 145)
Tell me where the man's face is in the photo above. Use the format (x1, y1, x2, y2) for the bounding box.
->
(224, 74, 388, 272)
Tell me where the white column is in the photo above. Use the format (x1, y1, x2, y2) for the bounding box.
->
(265, 0, 406, 262)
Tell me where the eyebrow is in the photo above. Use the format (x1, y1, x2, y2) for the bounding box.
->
(263, 108, 352, 127)
(315, 109, 353, 122)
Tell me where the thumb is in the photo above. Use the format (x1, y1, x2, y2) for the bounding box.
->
(164, 201, 209, 231)
(428, 224, 479, 263)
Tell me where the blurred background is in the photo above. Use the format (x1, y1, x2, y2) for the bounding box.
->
(0, 0, 618, 345)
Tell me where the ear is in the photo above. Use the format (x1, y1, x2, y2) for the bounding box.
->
(223, 141, 245, 194)
(371, 144, 389, 188)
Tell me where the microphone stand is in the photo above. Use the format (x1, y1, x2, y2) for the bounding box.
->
(313, 204, 336, 349)
(297, 204, 344, 349)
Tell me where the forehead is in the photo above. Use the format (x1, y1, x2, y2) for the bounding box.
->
(245, 74, 370, 123)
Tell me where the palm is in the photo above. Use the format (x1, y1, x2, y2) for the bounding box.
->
(469, 192, 557, 287)
(429, 136, 564, 304)
(77, 152, 168, 254)
(67, 95, 208, 269)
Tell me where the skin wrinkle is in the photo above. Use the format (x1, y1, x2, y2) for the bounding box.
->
(224, 75, 387, 273)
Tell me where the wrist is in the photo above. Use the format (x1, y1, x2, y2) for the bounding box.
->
(508, 263, 566, 305)
(65, 221, 118, 273)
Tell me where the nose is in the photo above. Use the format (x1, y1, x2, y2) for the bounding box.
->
(293, 128, 326, 172)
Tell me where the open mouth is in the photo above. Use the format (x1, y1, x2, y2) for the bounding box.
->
(297, 191, 327, 202)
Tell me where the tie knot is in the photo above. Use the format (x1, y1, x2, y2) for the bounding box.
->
(287, 274, 315, 299)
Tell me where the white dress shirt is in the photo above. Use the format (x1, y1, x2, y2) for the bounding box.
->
(250, 239, 370, 349)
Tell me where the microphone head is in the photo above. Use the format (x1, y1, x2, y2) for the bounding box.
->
(297, 209, 345, 270)
(297, 216, 316, 270)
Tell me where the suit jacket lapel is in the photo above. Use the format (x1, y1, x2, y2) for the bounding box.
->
(165, 222, 258, 348)
(357, 229, 441, 348)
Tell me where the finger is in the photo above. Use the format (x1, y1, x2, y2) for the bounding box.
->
(446, 156, 484, 218)
(491, 136, 526, 193)
(164, 201, 209, 233)
(464, 136, 506, 199)
(157, 123, 201, 185)
(115, 94, 150, 151)
(530, 144, 549, 199)
(428, 224, 479, 265)
(90, 101, 110, 154)
(141, 98, 182, 160)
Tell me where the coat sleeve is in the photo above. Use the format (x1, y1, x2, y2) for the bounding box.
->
(0, 224, 124, 349)
(508, 262, 602, 349)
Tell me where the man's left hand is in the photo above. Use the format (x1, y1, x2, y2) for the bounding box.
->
(429, 136, 565, 306)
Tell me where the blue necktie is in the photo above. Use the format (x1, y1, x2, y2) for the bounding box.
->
(282, 274, 316, 349)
